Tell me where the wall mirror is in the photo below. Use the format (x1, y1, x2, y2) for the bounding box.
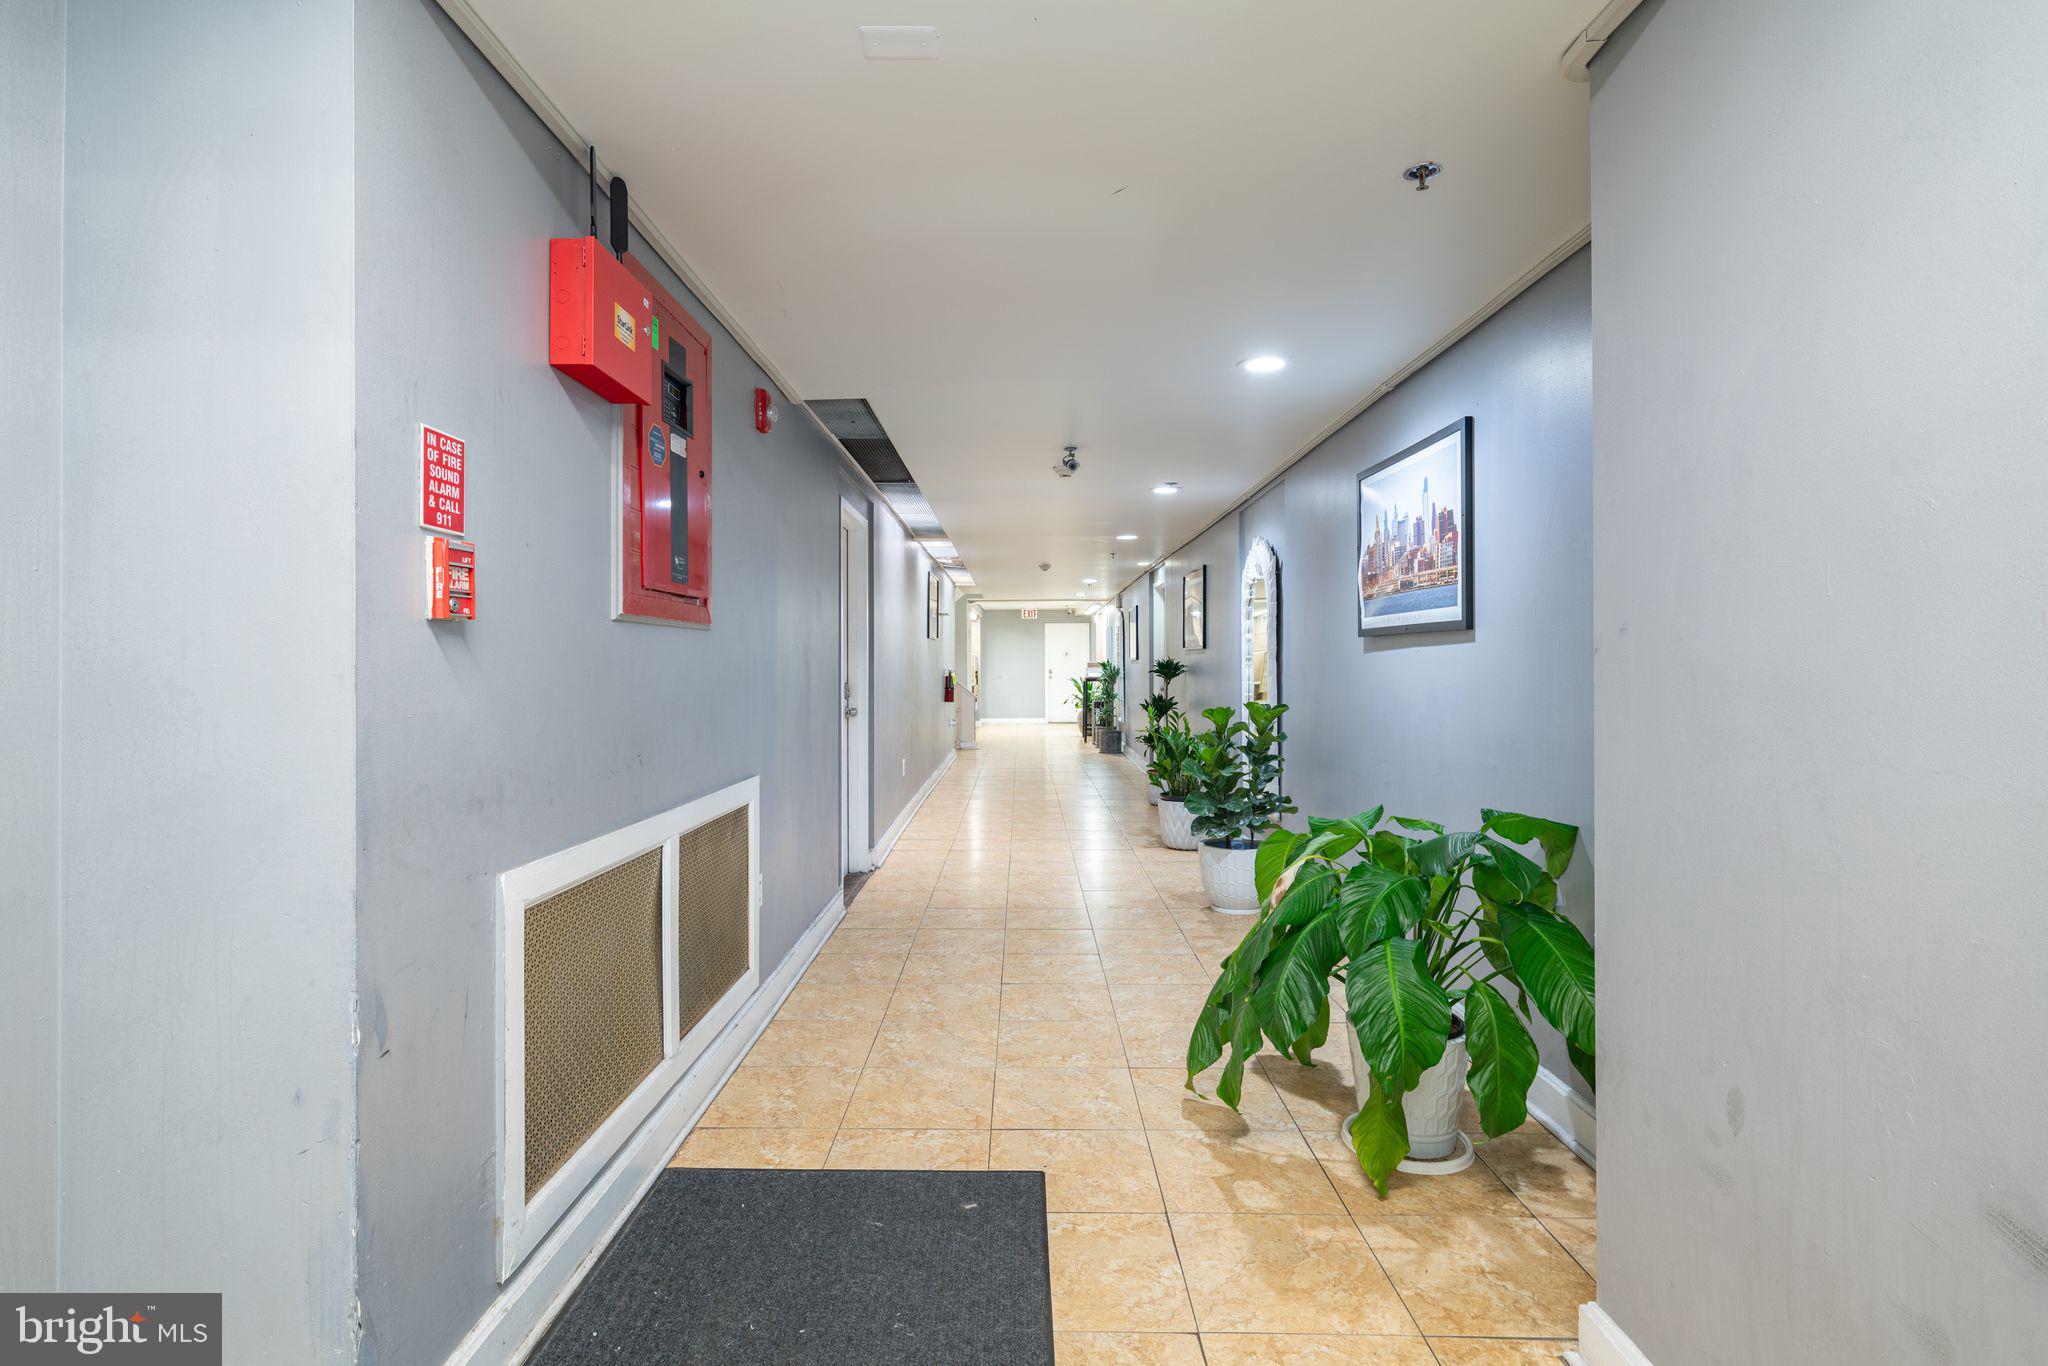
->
(1241, 537, 1280, 711)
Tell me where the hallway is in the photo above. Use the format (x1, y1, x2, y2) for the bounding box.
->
(675, 724, 1597, 1363)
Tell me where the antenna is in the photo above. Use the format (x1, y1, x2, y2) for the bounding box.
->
(609, 175, 630, 259)
(586, 145, 598, 239)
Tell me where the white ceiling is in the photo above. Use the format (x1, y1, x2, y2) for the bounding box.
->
(465, 0, 1593, 599)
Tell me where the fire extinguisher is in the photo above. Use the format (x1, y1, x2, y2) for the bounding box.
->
(943, 670, 955, 702)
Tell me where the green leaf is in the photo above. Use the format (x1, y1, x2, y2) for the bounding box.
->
(1251, 916, 1343, 1045)
(1254, 828, 1302, 904)
(1481, 810, 1580, 878)
(1269, 863, 1338, 931)
(1567, 1039, 1597, 1095)
(1214, 1001, 1263, 1109)
(1348, 1076, 1410, 1196)
(1462, 982, 1539, 1138)
(1344, 938, 1452, 1091)
(1410, 831, 1480, 878)
(1365, 829, 1415, 873)
(1390, 815, 1444, 835)
(1291, 988, 1332, 1065)
(1333, 863, 1427, 955)
(1499, 906, 1596, 1055)
(1352, 805, 1385, 832)
(1476, 837, 1547, 900)
(1185, 996, 1227, 1081)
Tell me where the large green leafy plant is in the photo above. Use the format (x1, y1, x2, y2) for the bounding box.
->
(1146, 710, 1197, 800)
(1150, 657, 1186, 703)
(1182, 703, 1294, 845)
(1093, 662, 1122, 729)
(1184, 807, 1593, 1194)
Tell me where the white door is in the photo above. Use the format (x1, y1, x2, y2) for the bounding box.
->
(841, 503, 871, 873)
(1044, 622, 1091, 723)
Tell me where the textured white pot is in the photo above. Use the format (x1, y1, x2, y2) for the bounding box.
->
(1199, 840, 1260, 915)
(1345, 1016, 1470, 1161)
(1158, 797, 1197, 850)
(1146, 777, 1160, 806)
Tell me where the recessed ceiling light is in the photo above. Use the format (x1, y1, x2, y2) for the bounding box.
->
(1153, 482, 1181, 495)
(1081, 578, 1097, 585)
(1240, 355, 1288, 374)
(1115, 533, 1138, 541)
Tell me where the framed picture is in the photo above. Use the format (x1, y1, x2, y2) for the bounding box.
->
(925, 570, 941, 639)
(1127, 605, 1141, 661)
(1357, 417, 1473, 636)
(1182, 566, 1207, 649)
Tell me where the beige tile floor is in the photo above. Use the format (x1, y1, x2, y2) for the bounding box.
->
(673, 724, 1597, 1364)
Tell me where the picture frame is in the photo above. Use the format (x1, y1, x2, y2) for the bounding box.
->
(1357, 417, 1473, 636)
(1127, 605, 1141, 661)
(1182, 566, 1207, 650)
(925, 570, 941, 639)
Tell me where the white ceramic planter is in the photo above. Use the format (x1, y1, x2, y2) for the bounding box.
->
(1199, 840, 1260, 915)
(1158, 797, 1197, 850)
(1344, 1013, 1472, 1164)
(1146, 777, 1160, 806)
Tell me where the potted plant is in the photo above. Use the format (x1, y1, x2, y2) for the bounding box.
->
(1093, 663, 1123, 753)
(1070, 676, 1092, 738)
(1185, 807, 1593, 1194)
(1148, 711, 1200, 847)
(1135, 693, 1179, 804)
(1150, 657, 1186, 706)
(1182, 703, 1294, 914)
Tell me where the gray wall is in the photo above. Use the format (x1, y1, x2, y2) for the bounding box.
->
(1591, 3, 2048, 1362)
(1115, 250, 1593, 1092)
(349, 2, 952, 1359)
(51, 2, 363, 1360)
(0, 0, 65, 1294)
(867, 506, 957, 835)
(981, 609, 1048, 719)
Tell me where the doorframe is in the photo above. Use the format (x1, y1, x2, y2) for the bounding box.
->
(840, 499, 872, 874)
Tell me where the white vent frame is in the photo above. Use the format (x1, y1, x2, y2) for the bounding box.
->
(494, 776, 762, 1279)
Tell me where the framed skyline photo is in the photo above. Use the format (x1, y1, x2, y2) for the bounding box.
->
(925, 570, 941, 639)
(1357, 417, 1473, 636)
(1182, 566, 1207, 649)
(1127, 605, 1141, 660)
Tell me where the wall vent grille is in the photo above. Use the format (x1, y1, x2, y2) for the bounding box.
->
(497, 779, 762, 1278)
(676, 807, 751, 1041)
(521, 848, 665, 1199)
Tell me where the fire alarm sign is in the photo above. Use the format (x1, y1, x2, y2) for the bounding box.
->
(419, 425, 466, 534)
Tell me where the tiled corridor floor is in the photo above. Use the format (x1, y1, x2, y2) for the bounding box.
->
(673, 725, 1597, 1364)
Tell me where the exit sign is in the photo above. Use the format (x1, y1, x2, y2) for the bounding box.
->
(1020, 608, 1038, 619)
(419, 424, 466, 533)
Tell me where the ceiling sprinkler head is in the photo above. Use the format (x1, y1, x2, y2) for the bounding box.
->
(1404, 161, 1442, 191)
(1038, 561, 1052, 572)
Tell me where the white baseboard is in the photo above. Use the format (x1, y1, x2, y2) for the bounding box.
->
(444, 888, 848, 1366)
(1576, 1302, 1655, 1366)
(978, 717, 1047, 725)
(955, 740, 978, 750)
(1527, 1064, 1596, 1167)
(870, 748, 956, 866)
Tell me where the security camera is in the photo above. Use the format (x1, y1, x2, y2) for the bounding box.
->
(1056, 445, 1079, 477)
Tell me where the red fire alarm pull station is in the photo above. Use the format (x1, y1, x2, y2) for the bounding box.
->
(615, 254, 714, 627)
(427, 537, 476, 620)
(548, 238, 656, 407)
(754, 387, 777, 434)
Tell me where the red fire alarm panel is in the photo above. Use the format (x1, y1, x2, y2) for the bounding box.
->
(615, 254, 713, 626)
(427, 536, 476, 620)
(754, 387, 777, 434)
(549, 237, 656, 407)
